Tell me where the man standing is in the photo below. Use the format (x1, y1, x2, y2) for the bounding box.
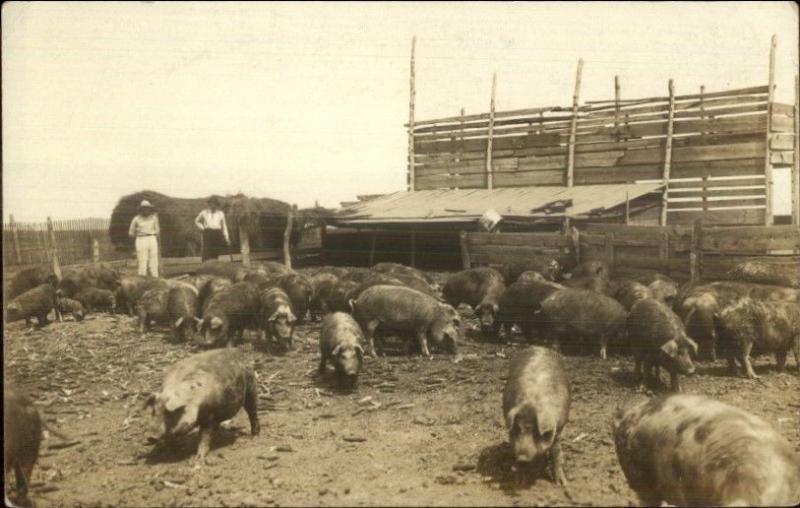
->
(128, 200, 161, 277)
(195, 196, 231, 262)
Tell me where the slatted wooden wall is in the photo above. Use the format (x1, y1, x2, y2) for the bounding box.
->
(2, 217, 116, 268)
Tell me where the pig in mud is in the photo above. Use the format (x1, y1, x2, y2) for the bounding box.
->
(168, 285, 201, 342)
(496, 279, 564, 342)
(537, 288, 627, 359)
(5, 280, 58, 327)
(144, 349, 260, 465)
(114, 275, 171, 316)
(55, 297, 86, 322)
(611, 279, 653, 311)
(442, 267, 506, 335)
(74, 287, 116, 313)
(613, 393, 800, 506)
(318, 312, 365, 389)
(502, 346, 570, 486)
(198, 282, 261, 348)
(4, 387, 43, 500)
(715, 297, 800, 379)
(627, 298, 698, 392)
(352, 285, 461, 358)
(258, 287, 296, 352)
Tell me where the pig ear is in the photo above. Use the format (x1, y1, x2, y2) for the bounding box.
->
(505, 405, 521, 430)
(268, 311, 279, 322)
(142, 393, 157, 410)
(685, 336, 699, 355)
(287, 310, 297, 323)
(348, 299, 356, 312)
(354, 344, 364, 356)
(536, 412, 556, 439)
(210, 316, 223, 329)
(174, 317, 184, 328)
(660, 339, 679, 358)
(331, 345, 342, 356)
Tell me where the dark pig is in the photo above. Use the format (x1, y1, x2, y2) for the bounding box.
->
(258, 287, 296, 351)
(5, 282, 57, 327)
(715, 297, 800, 378)
(4, 387, 43, 499)
(318, 279, 361, 314)
(729, 260, 800, 289)
(372, 262, 435, 285)
(198, 282, 261, 348)
(319, 312, 365, 388)
(272, 272, 313, 322)
(613, 394, 800, 506)
(352, 285, 461, 357)
(168, 285, 201, 342)
(628, 298, 698, 392)
(114, 275, 171, 315)
(499, 259, 563, 285)
(137, 287, 172, 334)
(195, 260, 249, 281)
(74, 287, 116, 312)
(569, 260, 610, 279)
(144, 349, 260, 464)
(442, 267, 506, 334)
(515, 271, 550, 284)
(611, 279, 653, 311)
(502, 346, 570, 486)
(561, 274, 612, 296)
(56, 297, 85, 322)
(309, 272, 340, 319)
(538, 288, 627, 359)
(58, 263, 120, 297)
(198, 277, 233, 313)
(496, 279, 564, 341)
(7, 265, 52, 299)
(255, 260, 294, 277)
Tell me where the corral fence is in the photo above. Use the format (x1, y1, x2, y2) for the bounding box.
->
(461, 223, 800, 282)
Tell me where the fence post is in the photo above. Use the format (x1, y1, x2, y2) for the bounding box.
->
(570, 226, 581, 266)
(47, 217, 62, 280)
(459, 231, 471, 269)
(614, 75, 621, 133)
(566, 59, 584, 188)
(283, 206, 295, 269)
(763, 34, 776, 226)
(660, 79, 676, 226)
(689, 219, 703, 282)
(368, 231, 377, 266)
(407, 35, 416, 192)
(410, 230, 416, 268)
(9, 214, 22, 265)
(320, 225, 328, 265)
(604, 231, 615, 273)
(92, 238, 100, 263)
(486, 73, 497, 190)
(239, 226, 251, 267)
(661, 230, 671, 277)
(793, 74, 799, 227)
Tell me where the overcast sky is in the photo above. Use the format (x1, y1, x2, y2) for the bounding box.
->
(3, 1, 798, 222)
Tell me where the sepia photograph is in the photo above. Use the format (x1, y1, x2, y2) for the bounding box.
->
(3, 2, 800, 506)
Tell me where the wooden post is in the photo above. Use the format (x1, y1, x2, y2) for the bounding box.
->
(459, 231, 471, 269)
(47, 217, 62, 280)
(794, 74, 800, 226)
(410, 230, 416, 268)
(239, 227, 251, 267)
(570, 226, 581, 266)
(368, 231, 377, 266)
(566, 59, 584, 187)
(320, 225, 328, 265)
(407, 36, 416, 191)
(156, 214, 163, 276)
(486, 73, 497, 190)
(660, 79, 676, 226)
(764, 34, 776, 226)
(701, 175, 709, 212)
(9, 214, 22, 265)
(614, 75, 621, 131)
(624, 192, 630, 224)
(660, 230, 670, 277)
(699, 85, 707, 135)
(690, 219, 703, 281)
(283, 206, 295, 269)
(92, 238, 100, 263)
(604, 231, 615, 273)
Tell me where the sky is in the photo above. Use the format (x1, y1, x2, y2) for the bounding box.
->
(2, 1, 798, 222)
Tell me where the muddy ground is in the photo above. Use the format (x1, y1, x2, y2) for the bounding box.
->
(4, 280, 800, 507)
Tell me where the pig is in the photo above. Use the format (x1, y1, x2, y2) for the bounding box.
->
(137, 287, 172, 334)
(729, 260, 800, 289)
(353, 273, 406, 299)
(198, 282, 261, 348)
(371, 262, 436, 285)
(646, 277, 678, 305)
(715, 297, 800, 379)
(537, 288, 627, 359)
(271, 272, 314, 322)
(342, 267, 380, 284)
(442, 267, 506, 334)
(308, 266, 351, 279)
(55, 297, 86, 322)
(4, 387, 43, 499)
(515, 271, 550, 284)
(568, 260, 610, 279)
(628, 298, 698, 392)
(258, 287, 296, 352)
(383, 272, 439, 298)
(499, 259, 563, 285)
(7, 265, 52, 299)
(561, 274, 612, 296)
(352, 285, 460, 358)
(168, 284, 200, 342)
(318, 312, 365, 388)
(58, 263, 120, 297)
(502, 346, 570, 486)
(178, 274, 219, 293)
(256, 260, 294, 277)
(114, 275, 171, 315)
(195, 260, 249, 281)
(5, 281, 57, 327)
(309, 272, 340, 319)
(318, 279, 361, 314)
(74, 287, 116, 313)
(496, 279, 564, 342)
(144, 349, 260, 464)
(613, 394, 800, 506)
(198, 277, 233, 313)
(611, 279, 654, 311)
(242, 271, 273, 289)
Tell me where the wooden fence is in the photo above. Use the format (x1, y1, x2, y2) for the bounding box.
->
(462, 223, 800, 282)
(2, 216, 118, 269)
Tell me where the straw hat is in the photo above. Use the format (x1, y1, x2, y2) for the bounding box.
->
(138, 200, 156, 211)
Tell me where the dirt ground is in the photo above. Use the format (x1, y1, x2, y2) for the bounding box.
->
(4, 279, 800, 507)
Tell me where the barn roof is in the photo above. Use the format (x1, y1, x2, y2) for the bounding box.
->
(333, 183, 664, 225)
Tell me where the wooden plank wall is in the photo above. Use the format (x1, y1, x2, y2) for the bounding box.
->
(412, 84, 796, 226)
(463, 224, 800, 282)
(2, 217, 117, 268)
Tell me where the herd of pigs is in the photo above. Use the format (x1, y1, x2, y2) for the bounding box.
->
(4, 258, 800, 506)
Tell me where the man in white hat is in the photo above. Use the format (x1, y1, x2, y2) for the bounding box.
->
(128, 200, 161, 277)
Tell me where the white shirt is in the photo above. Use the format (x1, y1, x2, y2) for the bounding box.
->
(195, 209, 230, 241)
(129, 214, 160, 237)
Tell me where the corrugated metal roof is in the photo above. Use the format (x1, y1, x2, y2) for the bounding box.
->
(335, 183, 663, 224)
